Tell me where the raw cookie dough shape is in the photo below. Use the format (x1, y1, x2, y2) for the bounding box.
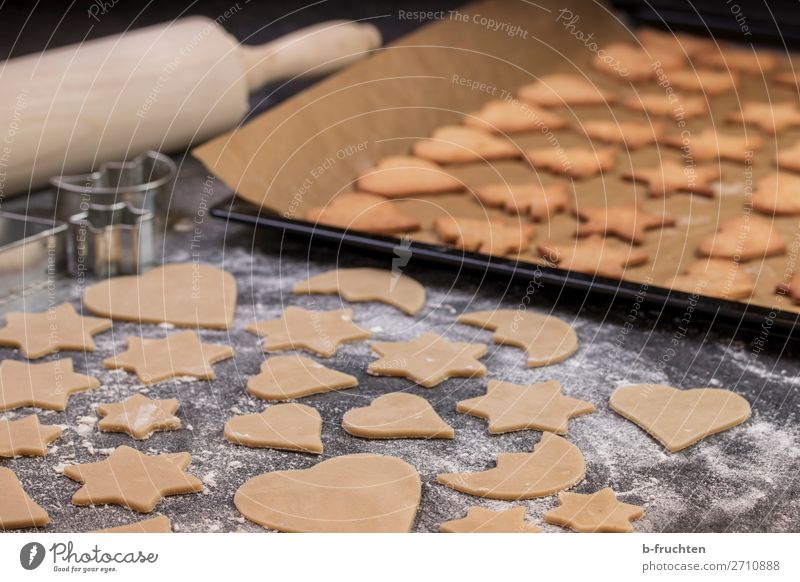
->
(0, 414, 62, 457)
(539, 236, 649, 279)
(666, 259, 754, 300)
(457, 309, 578, 367)
(752, 172, 800, 216)
(437, 432, 585, 500)
(234, 453, 421, 532)
(575, 203, 675, 245)
(440, 506, 541, 533)
(609, 383, 752, 452)
(247, 307, 371, 357)
(527, 146, 616, 179)
(517, 74, 617, 107)
(356, 156, 464, 197)
(63, 445, 203, 513)
(294, 268, 426, 315)
(433, 216, 535, 256)
(306, 193, 420, 234)
(456, 380, 595, 435)
(697, 216, 786, 261)
(0, 303, 111, 359)
(728, 101, 800, 134)
(83, 263, 236, 329)
(224, 403, 323, 454)
(342, 392, 454, 439)
(97, 393, 181, 440)
(0, 467, 49, 530)
(545, 488, 644, 533)
(103, 331, 234, 384)
(368, 332, 487, 388)
(465, 100, 569, 133)
(474, 181, 570, 221)
(412, 126, 519, 164)
(95, 515, 172, 533)
(247, 355, 358, 400)
(623, 160, 720, 198)
(0, 359, 99, 412)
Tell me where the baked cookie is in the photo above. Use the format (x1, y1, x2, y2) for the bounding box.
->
(575, 203, 674, 244)
(527, 146, 616, 179)
(623, 160, 719, 197)
(623, 92, 708, 120)
(637, 27, 716, 57)
(728, 101, 800, 134)
(777, 273, 800, 304)
(357, 156, 464, 197)
(465, 99, 569, 133)
(517, 74, 616, 107)
(695, 46, 779, 74)
(580, 120, 665, 150)
(474, 181, 570, 220)
(666, 259, 755, 300)
(697, 216, 786, 261)
(661, 128, 763, 162)
(664, 69, 738, 96)
(412, 126, 519, 164)
(593, 43, 682, 82)
(776, 141, 800, 173)
(306, 193, 419, 234)
(753, 172, 800, 216)
(434, 216, 535, 256)
(774, 72, 799, 88)
(539, 236, 649, 279)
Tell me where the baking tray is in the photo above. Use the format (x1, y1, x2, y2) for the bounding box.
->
(211, 195, 800, 337)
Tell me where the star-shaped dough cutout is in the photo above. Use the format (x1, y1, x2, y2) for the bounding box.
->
(0, 358, 99, 411)
(103, 331, 233, 384)
(440, 507, 541, 533)
(539, 236, 649, 279)
(527, 146, 616, 179)
(661, 128, 763, 162)
(247, 307, 371, 357)
(0, 303, 112, 359)
(457, 380, 595, 434)
(0, 467, 49, 530)
(728, 101, 800, 134)
(0, 414, 62, 457)
(575, 203, 675, 245)
(544, 488, 644, 533)
(97, 394, 181, 440)
(623, 160, 720, 198)
(63, 445, 203, 513)
(368, 332, 487, 388)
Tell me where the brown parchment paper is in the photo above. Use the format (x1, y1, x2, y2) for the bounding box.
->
(193, 0, 800, 313)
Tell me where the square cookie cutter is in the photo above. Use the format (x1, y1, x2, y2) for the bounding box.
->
(0, 211, 67, 298)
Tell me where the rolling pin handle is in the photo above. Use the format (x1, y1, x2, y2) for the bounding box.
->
(239, 20, 382, 92)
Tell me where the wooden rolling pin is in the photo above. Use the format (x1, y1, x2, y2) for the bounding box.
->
(0, 17, 381, 194)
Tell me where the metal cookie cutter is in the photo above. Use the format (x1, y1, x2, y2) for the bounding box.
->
(68, 202, 154, 278)
(50, 150, 176, 225)
(0, 212, 67, 298)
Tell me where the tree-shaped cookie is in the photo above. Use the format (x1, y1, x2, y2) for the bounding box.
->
(457, 380, 595, 434)
(545, 488, 644, 532)
(752, 172, 800, 216)
(457, 309, 578, 367)
(665, 69, 738, 96)
(440, 507, 541, 533)
(728, 101, 800, 134)
(103, 331, 234, 384)
(465, 100, 568, 133)
(623, 160, 720, 198)
(306, 193, 420, 234)
(224, 403, 323, 454)
(581, 120, 665, 150)
(517, 74, 616, 107)
(474, 181, 570, 221)
(0, 414, 62, 457)
(437, 432, 585, 499)
(357, 156, 464, 197)
(433, 216, 535, 256)
(246, 355, 358, 400)
(661, 128, 763, 162)
(0, 303, 111, 359)
(368, 332, 487, 388)
(247, 307, 371, 357)
(96, 394, 181, 440)
(413, 126, 519, 164)
(575, 203, 674, 245)
(0, 359, 99, 411)
(342, 392, 454, 439)
(527, 146, 616, 179)
(697, 216, 786, 261)
(539, 236, 649, 279)
(63, 445, 204, 512)
(666, 259, 754, 300)
(0, 467, 49, 530)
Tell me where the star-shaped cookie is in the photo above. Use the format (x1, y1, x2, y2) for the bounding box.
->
(63, 445, 204, 513)
(665, 69, 738, 96)
(527, 146, 616, 179)
(0, 414, 62, 457)
(474, 181, 570, 221)
(103, 331, 234, 384)
(581, 120, 665, 150)
(306, 193, 420, 234)
(623, 160, 720, 198)
(777, 141, 800, 172)
(667, 259, 755, 300)
(457, 380, 595, 434)
(517, 74, 616, 107)
(247, 307, 371, 357)
(544, 488, 644, 533)
(753, 172, 800, 216)
(728, 101, 800, 134)
(0, 467, 49, 530)
(97, 394, 181, 440)
(440, 507, 541, 533)
(539, 236, 649, 279)
(593, 42, 682, 81)
(465, 99, 569, 133)
(695, 46, 778, 74)
(0, 358, 99, 411)
(412, 126, 519, 164)
(697, 216, 786, 261)
(623, 92, 708, 120)
(368, 332, 487, 388)
(433, 216, 535, 256)
(575, 203, 674, 244)
(661, 128, 763, 162)
(0, 303, 112, 359)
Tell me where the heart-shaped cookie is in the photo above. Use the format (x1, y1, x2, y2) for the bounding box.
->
(609, 384, 751, 452)
(83, 263, 236, 329)
(342, 392, 454, 439)
(234, 454, 421, 532)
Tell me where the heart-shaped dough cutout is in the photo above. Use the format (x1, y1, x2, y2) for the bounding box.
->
(224, 403, 323, 454)
(342, 392, 454, 439)
(83, 263, 236, 329)
(609, 384, 751, 452)
(234, 454, 421, 532)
